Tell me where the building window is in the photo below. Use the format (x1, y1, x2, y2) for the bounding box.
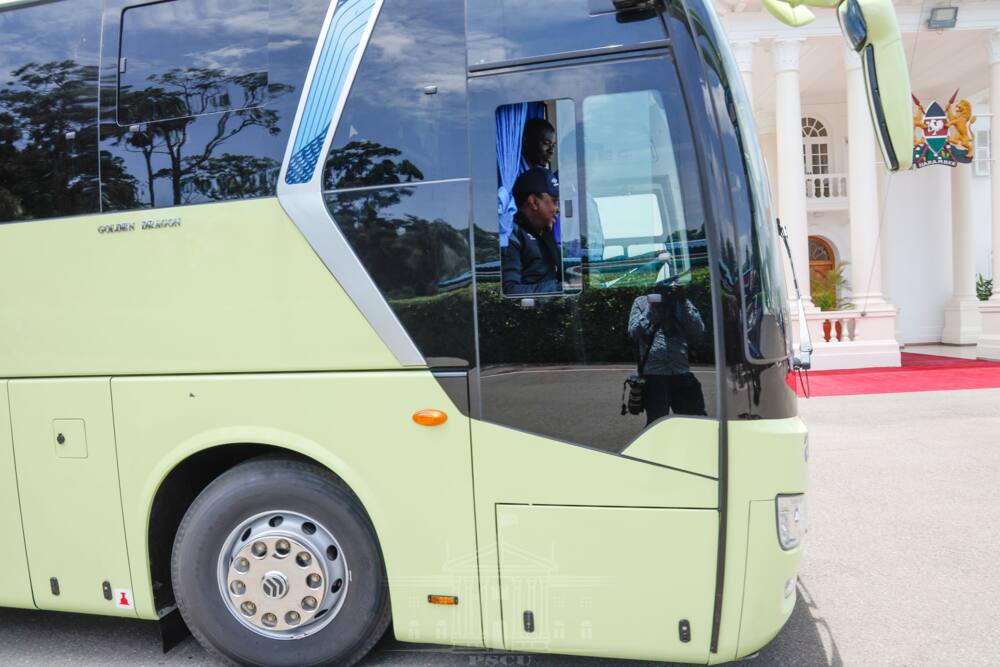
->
(801, 117, 830, 175)
(802, 117, 832, 198)
(974, 129, 991, 177)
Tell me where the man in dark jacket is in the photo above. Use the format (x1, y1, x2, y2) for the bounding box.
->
(502, 166, 562, 295)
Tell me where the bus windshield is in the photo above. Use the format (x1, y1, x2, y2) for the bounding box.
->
(703, 6, 792, 363)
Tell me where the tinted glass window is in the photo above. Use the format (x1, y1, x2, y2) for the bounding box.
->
(467, 0, 666, 69)
(584, 90, 703, 282)
(700, 6, 790, 362)
(118, 0, 269, 125)
(327, 182, 473, 367)
(471, 56, 716, 454)
(0, 1, 102, 222)
(100, 0, 328, 210)
(323, 0, 468, 190)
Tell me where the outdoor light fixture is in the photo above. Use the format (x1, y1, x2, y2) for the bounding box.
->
(928, 6, 958, 29)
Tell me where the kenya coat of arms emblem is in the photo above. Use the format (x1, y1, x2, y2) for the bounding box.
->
(912, 91, 976, 169)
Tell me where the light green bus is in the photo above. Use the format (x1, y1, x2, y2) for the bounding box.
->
(0, 0, 908, 665)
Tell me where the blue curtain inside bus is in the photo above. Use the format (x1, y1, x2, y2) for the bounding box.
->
(495, 101, 545, 247)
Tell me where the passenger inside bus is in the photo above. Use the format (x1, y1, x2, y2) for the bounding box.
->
(501, 166, 563, 295)
(628, 274, 708, 423)
(496, 99, 579, 296)
(521, 118, 556, 169)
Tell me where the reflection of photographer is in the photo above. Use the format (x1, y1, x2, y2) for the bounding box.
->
(627, 277, 707, 424)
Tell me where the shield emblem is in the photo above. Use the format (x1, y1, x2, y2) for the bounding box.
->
(922, 101, 948, 156)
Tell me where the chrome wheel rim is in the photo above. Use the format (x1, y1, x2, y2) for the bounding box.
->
(217, 510, 348, 640)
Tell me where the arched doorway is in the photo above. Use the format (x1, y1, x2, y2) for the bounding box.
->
(808, 236, 835, 282)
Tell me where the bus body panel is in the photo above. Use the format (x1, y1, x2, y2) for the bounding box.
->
(8, 378, 135, 616)
(711, 418, 808, 663)
(111, 371, 483, 644)
(0, 381, 34, 609)
(497, 504, 717, 662)
(0, 198, 400, 379)
(620, 417, 719, 477)
(737, 500, 801, 657)
(471, 419, 718, 653)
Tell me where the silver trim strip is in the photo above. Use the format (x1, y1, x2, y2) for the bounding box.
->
(276, 0, 425, 367)
(0, 0, 56, 13)
(324, 177, 470, 196)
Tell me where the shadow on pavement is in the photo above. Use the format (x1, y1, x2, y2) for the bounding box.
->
(364, 579, 842, 667)
(0, 579, 840, 667)
(756, 579, 843, 667)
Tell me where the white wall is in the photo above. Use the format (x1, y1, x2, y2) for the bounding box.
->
(882, 167, 954, 344)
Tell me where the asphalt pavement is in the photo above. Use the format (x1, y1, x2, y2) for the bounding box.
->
(1, 388, 998, 666)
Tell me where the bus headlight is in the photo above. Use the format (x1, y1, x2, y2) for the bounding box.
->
(776, 494, 806, 550)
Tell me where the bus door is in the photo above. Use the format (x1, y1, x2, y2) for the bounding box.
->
(468, 53, 722, 662)
(8, 379, 135, 616)
(0, 382, 33, 609)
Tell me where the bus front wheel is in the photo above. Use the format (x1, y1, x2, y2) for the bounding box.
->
(171, 456, 390, 667)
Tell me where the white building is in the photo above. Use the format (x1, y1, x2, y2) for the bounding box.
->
(716, 0, 1000, 369)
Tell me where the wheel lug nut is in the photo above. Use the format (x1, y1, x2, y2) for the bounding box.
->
(261, 612, 277, 627)
(285, 611, 301, 625)
(240, 601, 256, 616)
(302, 596, 317, 611)
(234, 557, 250, 573)
(296, 552, 312, 567)
(230, 580, 246, 596)
(275, 539, 290, 557)
(251, 541, 267, 558)
(306, 573, 322, 589)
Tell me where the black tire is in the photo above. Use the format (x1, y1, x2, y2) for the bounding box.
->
(171, 456, 391, 667)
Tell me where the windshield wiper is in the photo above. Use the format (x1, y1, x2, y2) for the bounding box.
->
(776, 218, 813, 371)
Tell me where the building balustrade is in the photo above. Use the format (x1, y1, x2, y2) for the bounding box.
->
(804, 172, 848, 210)
(791, 308, 901, 370)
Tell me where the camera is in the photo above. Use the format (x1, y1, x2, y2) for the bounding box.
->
(648, 276, 684, 306)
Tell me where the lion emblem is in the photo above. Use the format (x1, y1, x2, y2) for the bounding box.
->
(947, 98, 976, 158)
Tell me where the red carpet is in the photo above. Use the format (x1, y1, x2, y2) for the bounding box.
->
(789, 353, 1000, 397)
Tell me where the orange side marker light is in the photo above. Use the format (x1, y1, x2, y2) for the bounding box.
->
(428, 595, 459, 605)
(413, 409, 448, 427)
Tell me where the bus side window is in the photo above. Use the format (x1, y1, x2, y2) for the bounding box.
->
(323, 0, 468, 191)
(495, 99, 581, 298)
(323, 0, 474, 368)
(100, 0, 327, 211)
(117, 0, 269, 125)
(0, 2, 102, 223)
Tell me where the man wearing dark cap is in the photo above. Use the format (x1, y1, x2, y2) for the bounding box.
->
(503, 166, 562, 295)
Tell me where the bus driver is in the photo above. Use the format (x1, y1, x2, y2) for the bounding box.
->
(501, 166, 563, 295)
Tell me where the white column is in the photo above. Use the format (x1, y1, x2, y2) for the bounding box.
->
(782, 47, 902, 370)
(977, 29, 1000, 358)
(773, 39, 812, 307)
(942, 156, 982, 344)
(844, 47, 892, 310)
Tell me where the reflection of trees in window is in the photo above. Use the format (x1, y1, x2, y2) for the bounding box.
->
(326, 142, 467, 300)
(324, 140, 424, 191)
(325, 141, 474, 364)
(107, 68, 291, 208)
(0, 60, 136, 220)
